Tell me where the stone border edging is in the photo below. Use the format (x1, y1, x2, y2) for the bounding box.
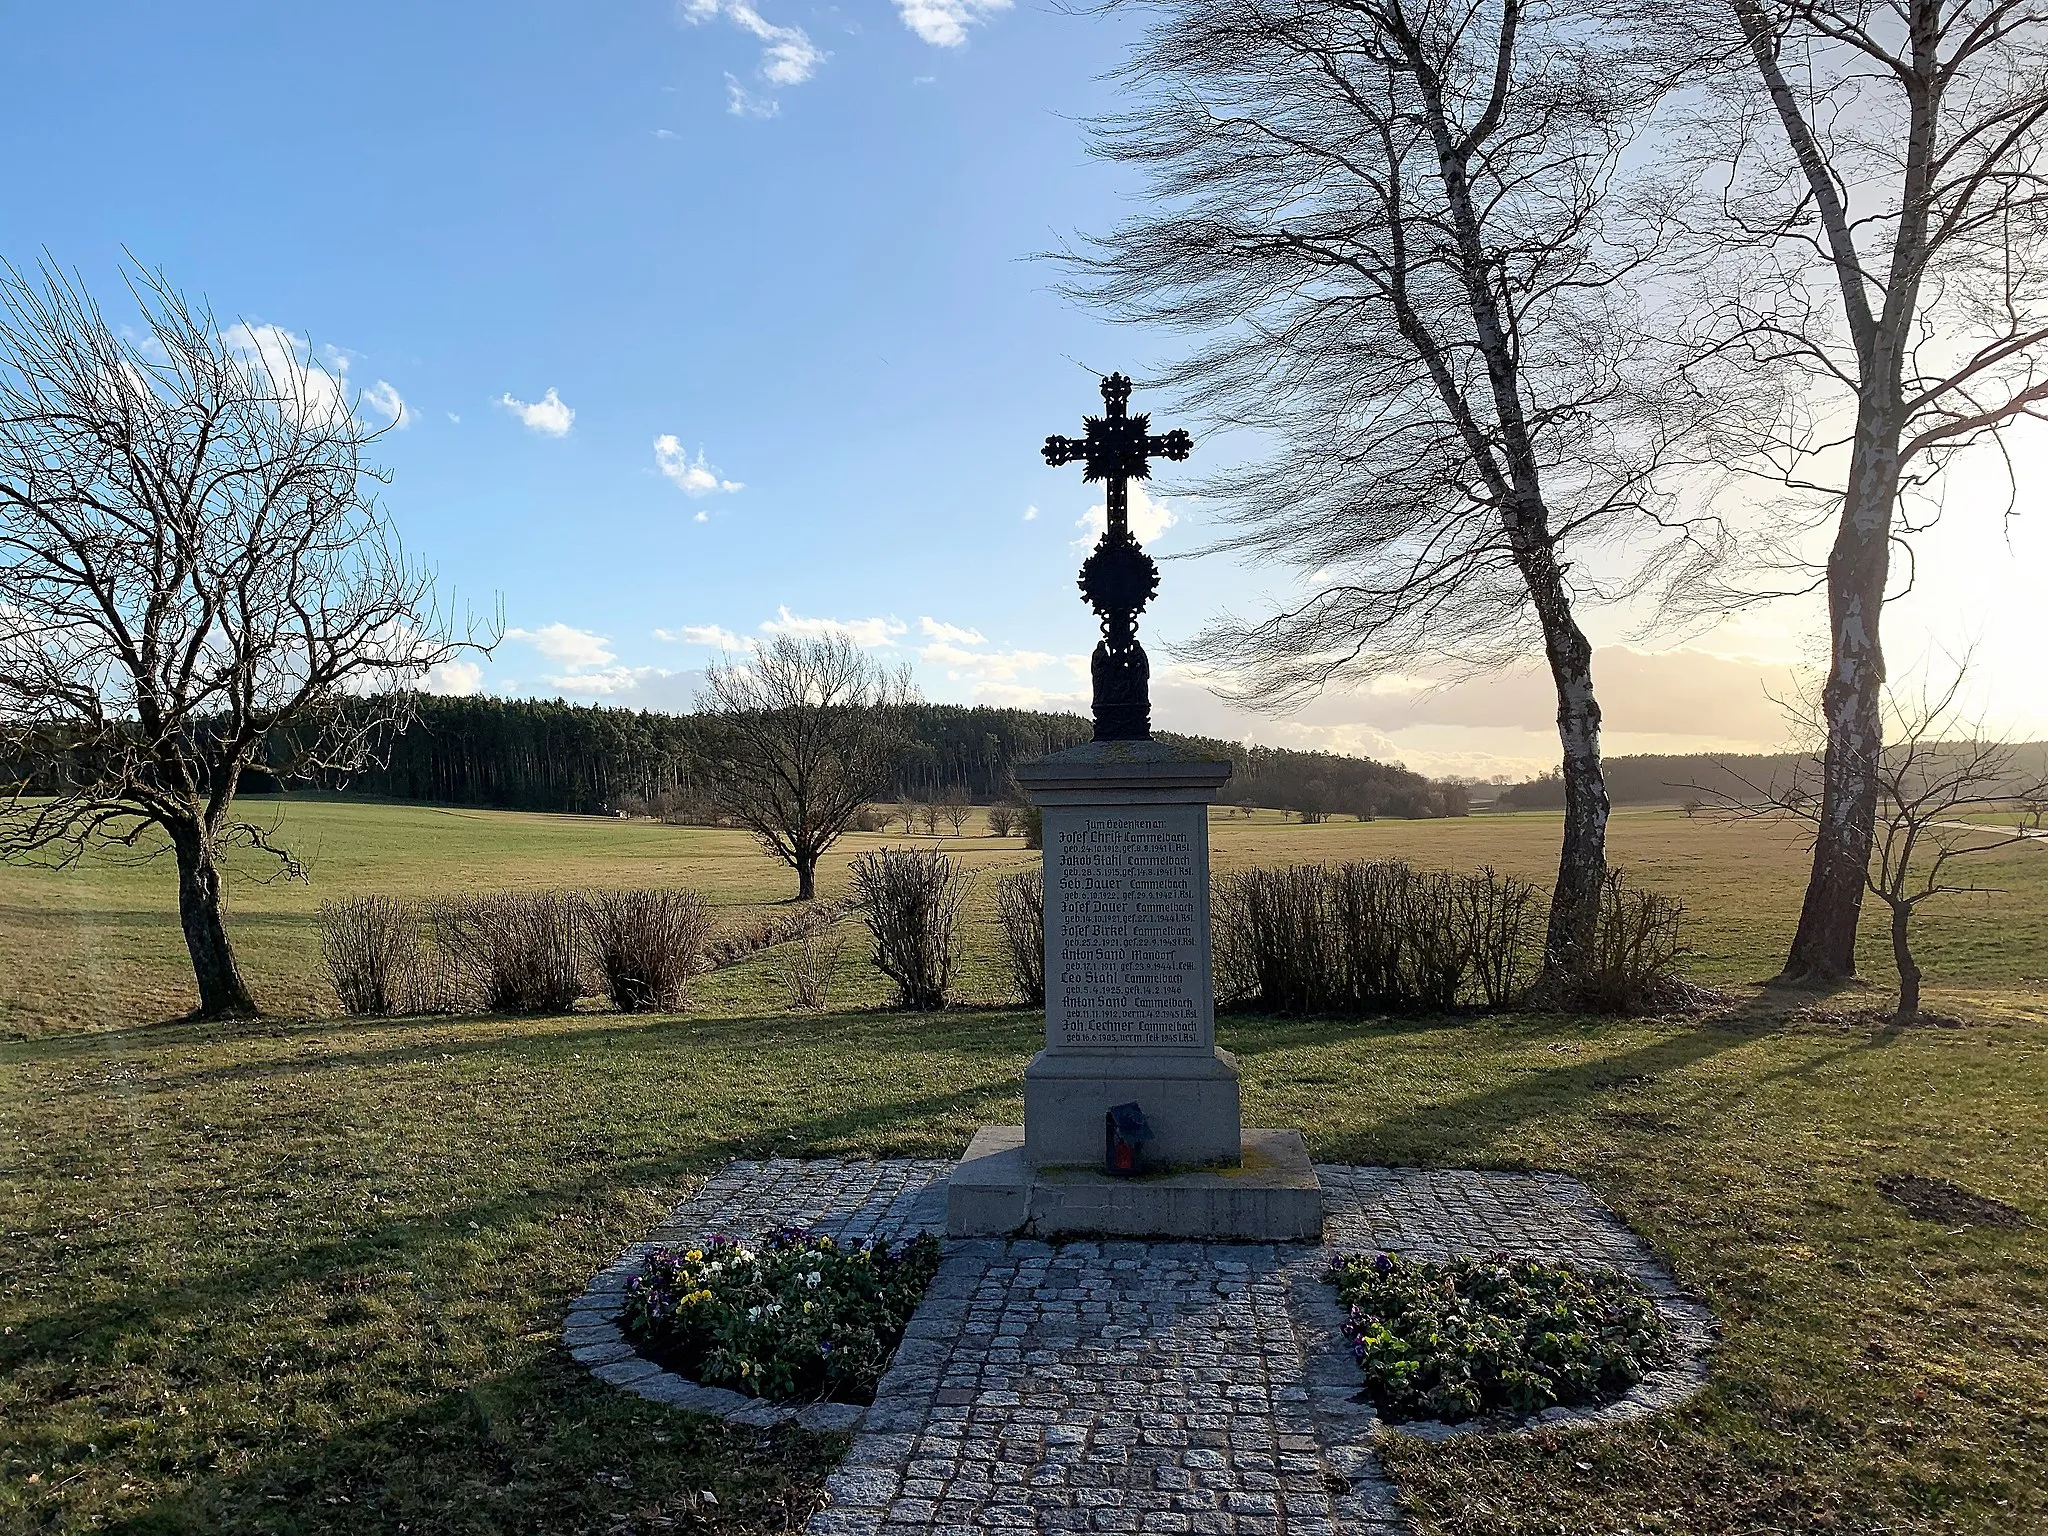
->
(1287, 1257, 1715, 1445)
(561, 1158, 1718, 1453)
(561, 1240, 867, 1433)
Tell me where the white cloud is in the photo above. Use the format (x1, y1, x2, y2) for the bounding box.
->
(422, 658, 484, 696)
(498, 387, 574, 437)
(491, 621, 715, 710)
(919, 617, 985, 645)
(1022, 504, 1038, 521)
(1078, 482, 1177, 546)
(684, 0, 824, 113)
(654, 128, 679, 140)
(969, 680, 1088, 711)
(760, 606, 906, 647)
(655, 624, 746, 649)
(558, 666, 708, 711)
(654, 434, 743, 496)
(920, 641, 1059, 682)
(446, 411, 462, 424)
(359, 378, 410, 429)
(726, 76, 780, 117)
(548, 665, 654, 695)
(894, 0, 1011, 47)
(506, 623, 614, 671)
(220, 322, 406, 431)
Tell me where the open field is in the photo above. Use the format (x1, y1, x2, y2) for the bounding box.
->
(4, 798, 2046, 1535)
(4, 798, 2046, 1037)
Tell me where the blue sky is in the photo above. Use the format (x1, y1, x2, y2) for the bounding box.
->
(9, 1, 2044, 776)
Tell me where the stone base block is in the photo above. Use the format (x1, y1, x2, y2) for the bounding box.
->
(1022, 1046, 1242, 1168)
(947, 1125, 1323, 1242)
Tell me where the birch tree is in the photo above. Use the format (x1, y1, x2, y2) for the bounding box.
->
(1700, 662, 2048, 1019)
(1066, 0, 1733, 990)
(1679, 0, 2048, 982)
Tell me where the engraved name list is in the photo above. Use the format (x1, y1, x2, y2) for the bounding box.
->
(1052, 811, 1203, 1048)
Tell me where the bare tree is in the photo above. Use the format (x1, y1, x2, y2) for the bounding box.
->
(938, 787, 972, 836)
(1670, 0, 2048, 983)
(1065, 0, 1732, 990)
(698, 633, 915, 900)
(987, 802, 1017, 838)
(919, 802, 941, 836)
(1701, 663, 2047, 1020)
(0, 262, 481, 1018)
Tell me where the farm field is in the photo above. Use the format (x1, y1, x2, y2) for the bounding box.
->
(3, 797, 2045, 1037)
(3, 797, 2046, 1535)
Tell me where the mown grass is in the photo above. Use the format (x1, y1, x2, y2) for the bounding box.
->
(3, 799, 2046, 1535)
(4, 1004, 2044, 1535)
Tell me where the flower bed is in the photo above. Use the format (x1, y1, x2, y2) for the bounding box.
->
(1326, 1251, 1670, 1423)
(622, 1229, 942, 1404)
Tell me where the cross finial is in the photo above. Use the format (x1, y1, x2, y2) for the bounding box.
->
(1041, 373, 1194, 741)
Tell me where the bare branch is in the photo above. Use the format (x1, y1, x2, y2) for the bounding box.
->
(0, 258, 492, 1014)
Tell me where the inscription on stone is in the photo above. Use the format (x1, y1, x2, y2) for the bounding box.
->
(1051, 810, 1204, 1048)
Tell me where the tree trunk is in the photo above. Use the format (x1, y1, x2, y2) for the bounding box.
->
(795, 852, 817, 902)
(1889, 900, 1920, 1020)
(169, 820, 257, 1018)
(1523, 540, 1611, 995)
(1781, 430, 1897, 984)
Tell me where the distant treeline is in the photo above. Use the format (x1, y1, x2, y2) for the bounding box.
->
(1498, 745, 2048, 809)
(266, 695, 1461, 820)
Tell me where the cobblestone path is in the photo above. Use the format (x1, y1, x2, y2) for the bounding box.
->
(591, 1160, 1713, 1536)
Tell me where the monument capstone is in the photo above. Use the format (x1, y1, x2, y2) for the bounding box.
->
(948, 374, 1323, 1241)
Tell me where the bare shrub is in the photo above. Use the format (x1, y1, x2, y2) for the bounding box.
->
(413, 899, 479, 1014)
(702, 900, 850, 972)
(579, 888, 710, 1013)
(433, 892, 584, 1014)
(995, 869, 1045, 1006)
(1399, 872, 1470, 1011)
(1213, 866, 1334, 1014)
(1458, 868, 1543, 1009)
(319, 896, 422, 1017)
(1574, 870, 1692, 1015)
(774, 920, 846, 1012)
(1214, 861, 1546, 1015)
(987, 803, 1017, 839)
(849, 846, 970, 1011)
(1329, 861, 1410, 1009)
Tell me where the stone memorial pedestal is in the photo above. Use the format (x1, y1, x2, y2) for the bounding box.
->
(948, 740, 1322, 1241)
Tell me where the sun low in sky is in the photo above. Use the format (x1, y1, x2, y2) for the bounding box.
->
(9, 1, 2042, 779)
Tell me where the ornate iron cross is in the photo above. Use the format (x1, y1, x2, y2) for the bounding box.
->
(1042, 373, 1193, 742)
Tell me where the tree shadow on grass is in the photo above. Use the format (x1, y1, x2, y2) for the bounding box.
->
(3, 1004, 1046, 1083)
(1265, 1021, 1763, 1169)
(102, 1355, 840, 1536)
(0, 1078, 1005, 1379)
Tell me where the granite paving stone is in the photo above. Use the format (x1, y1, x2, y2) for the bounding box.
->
(565, 1157, 1713, 1534)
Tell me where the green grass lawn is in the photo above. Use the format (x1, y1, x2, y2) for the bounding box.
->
(3, 799, 2046, 1535)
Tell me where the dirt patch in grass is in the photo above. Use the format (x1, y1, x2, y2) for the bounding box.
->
(1876, 1172, 2027, 1228)
(1793, 1005, 1974, 1030)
